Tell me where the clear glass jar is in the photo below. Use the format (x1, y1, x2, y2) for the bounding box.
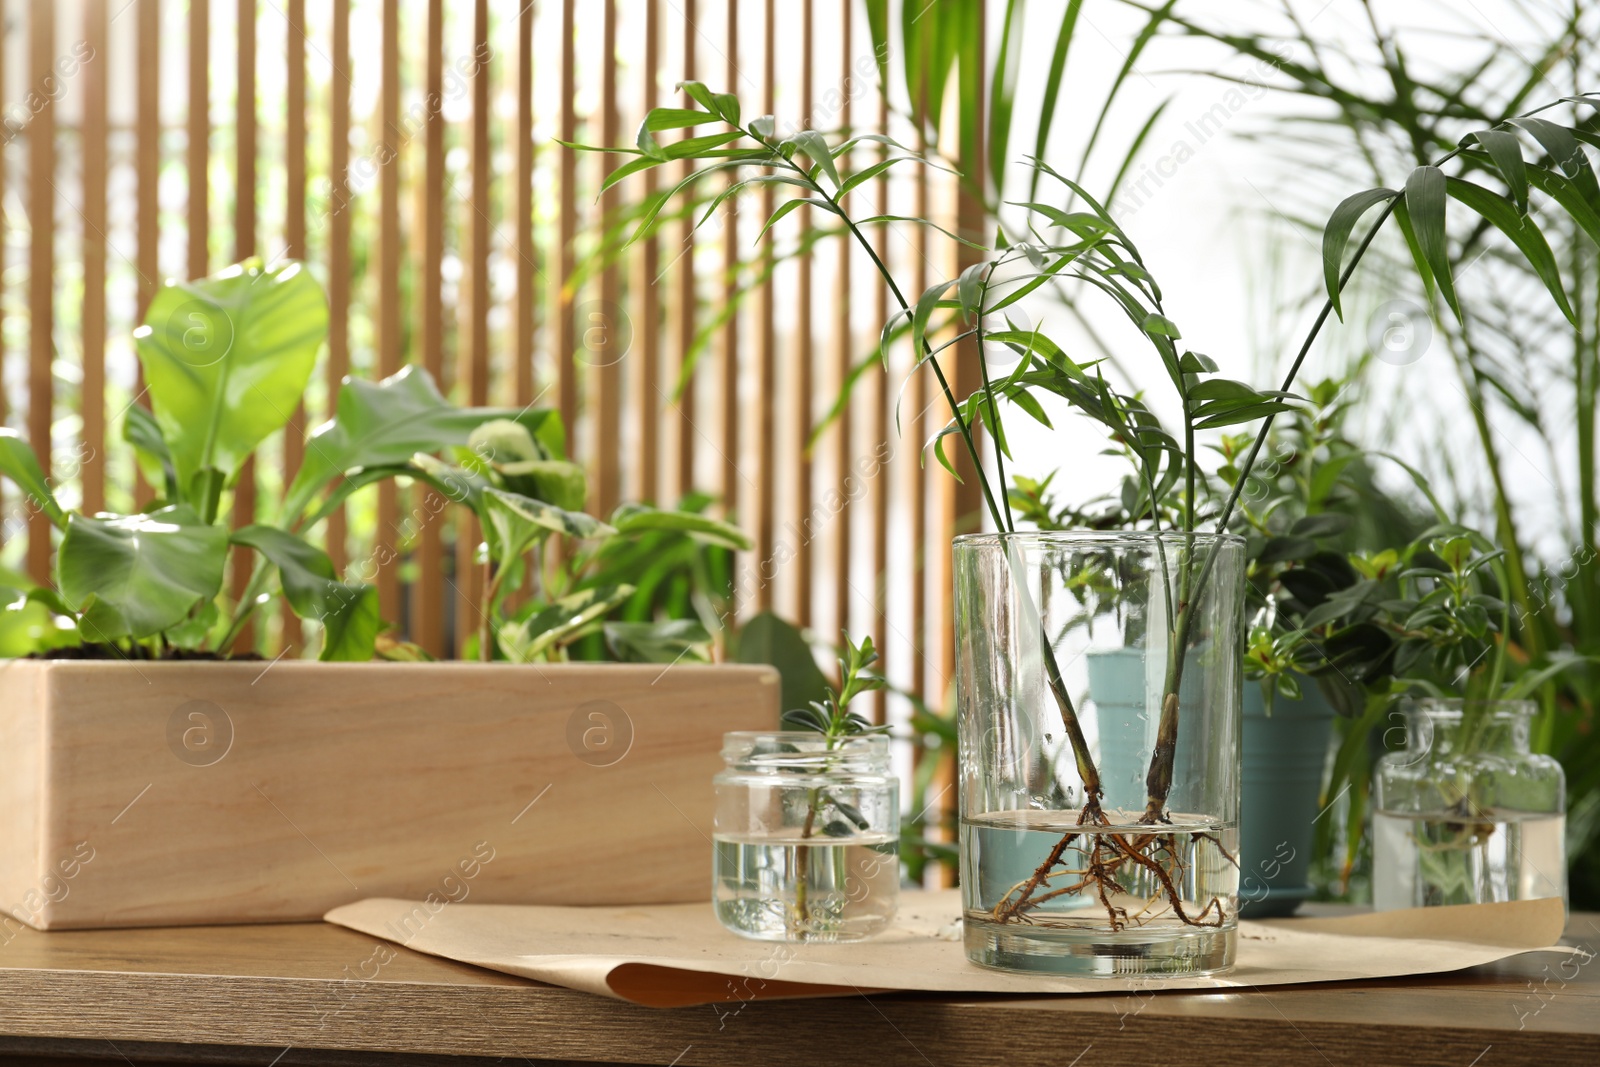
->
(955, 531, 1247, 976)
(713, 731, 899, 941)
(1373, 699, 1566, 910)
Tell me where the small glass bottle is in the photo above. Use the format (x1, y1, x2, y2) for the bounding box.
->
(713, 731, 899, 942)
(1373, 699, 1566, 910)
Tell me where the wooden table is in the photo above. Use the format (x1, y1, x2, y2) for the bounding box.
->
(0, 910, 1594, 1067)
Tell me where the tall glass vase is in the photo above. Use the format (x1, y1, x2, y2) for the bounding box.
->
(955, 531, 1247, 976)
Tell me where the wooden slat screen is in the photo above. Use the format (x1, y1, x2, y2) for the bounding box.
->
(0, 0, 981, 739)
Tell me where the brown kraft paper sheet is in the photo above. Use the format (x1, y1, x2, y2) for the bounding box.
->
(324, 889, 1571, 1007)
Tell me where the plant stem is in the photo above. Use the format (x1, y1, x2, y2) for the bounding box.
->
(811, 177, 1105, 810)
(480, 556, 503, 663)
(794, 785, 820, 932)
(1139, 192, 1405, 821)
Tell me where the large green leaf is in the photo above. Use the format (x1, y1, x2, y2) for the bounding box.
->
(0, 429, 64, 528)
(229, 525, 379, 661)
(608, 503, 752, 550)
(482, 488, 614, 576)
(135, 260, 327, 515)
(603, 619, 713, 664)
(57, 506, 228, 640)
(284, 365, 565, 523)
(498, 584, 635, 663)
(734, 611, 831, 714)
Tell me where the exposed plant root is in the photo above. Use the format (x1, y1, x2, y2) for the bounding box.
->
(990, 814, 1239, 931)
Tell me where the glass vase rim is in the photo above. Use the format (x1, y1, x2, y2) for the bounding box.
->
(719, 730, 892, 766)
(1402, 697, 1537, 721)
(952, 529, 1246, 548)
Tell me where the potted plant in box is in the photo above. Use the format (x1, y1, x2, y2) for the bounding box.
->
(0, 259, 777, 931)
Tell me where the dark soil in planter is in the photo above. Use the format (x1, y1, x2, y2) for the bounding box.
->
(30, 646, 265, 661)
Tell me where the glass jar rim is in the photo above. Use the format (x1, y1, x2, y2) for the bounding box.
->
(1403, 697, 1537, 721)
(720, 730, 891, 767)
(952, 529, 1246, 548)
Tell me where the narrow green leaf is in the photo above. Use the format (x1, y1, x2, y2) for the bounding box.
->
(1029, 0, 1085, 202)
(1140, 312, 1181, 339)
(864, 0, 889, 93)
(791, 129, 840, 191)
(987, 0, 1025, 198)
(1468, 129, 1528, 214)
(1321, 187, 1397, 320)
(601, 151, 672, 189)
(1403, 165, 1460, 320)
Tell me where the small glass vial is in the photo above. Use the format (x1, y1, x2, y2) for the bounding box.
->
(1373, 699, 1566, 910)
(713, 731, 899, 941)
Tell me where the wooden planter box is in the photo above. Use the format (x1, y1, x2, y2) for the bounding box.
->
(0, 660, 776, 931)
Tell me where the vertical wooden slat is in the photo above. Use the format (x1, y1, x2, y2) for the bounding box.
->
(672, 0, 697, 501)
(81, 0, 109, 518)
(719, 0, 739, 525)
(455, 0, 491, 655)
(633, 0, 660, 504)
(26, 0, 56, 584)
(557, 0, 577, 467)
(188, 0, 209, 279)
(376, 0, 402, 625)
(908, 42, 930, 705)
(231, 0, 259, 651)
(594, 0, 620, 515)
(326, 0, 351, 574)
(870, 88, 889, 724)
(515, 0, 537, 409)
(943, 11, 988, 650)
(792, 0, 814, 628)
(282, 0, 308, 655)
(414, 0, 444, 658)
(934, 2, 989, 889)
(134, 0, 159, 511)
(754, 0, 775, 612)
(831, 0, 852, 639)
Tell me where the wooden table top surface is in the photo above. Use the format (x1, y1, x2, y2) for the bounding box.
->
(0, 909, 1595, 1067)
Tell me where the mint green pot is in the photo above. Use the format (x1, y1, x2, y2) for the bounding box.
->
(1238, 680, 1336, 917)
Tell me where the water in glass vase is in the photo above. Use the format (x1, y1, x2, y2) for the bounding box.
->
(714, 831, 899, 941)
(1373, 809, 1566, 909)
(962, 808, 1240, 976)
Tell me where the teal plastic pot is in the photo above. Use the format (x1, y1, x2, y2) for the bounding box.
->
(1238, 680, 1336, 917)
(1085, 648, 1150, 810)
(1084, 647, 1209, 814)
